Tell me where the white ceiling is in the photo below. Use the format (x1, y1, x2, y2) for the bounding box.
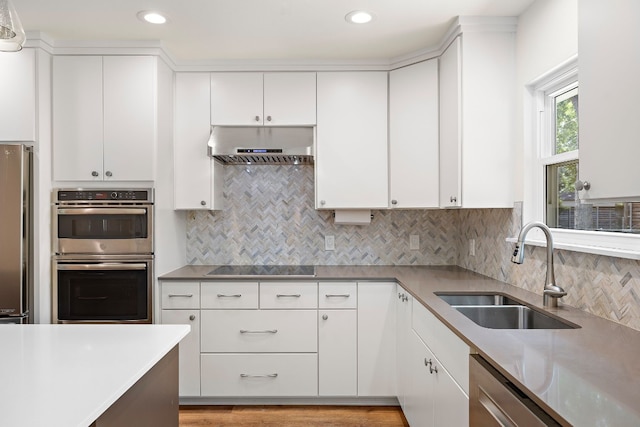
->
(14, 0, 535, 63)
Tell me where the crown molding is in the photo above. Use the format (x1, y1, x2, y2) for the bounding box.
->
(23, 16, 519, 72)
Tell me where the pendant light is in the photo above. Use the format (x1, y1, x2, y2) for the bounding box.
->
(0, 0, 25, 52)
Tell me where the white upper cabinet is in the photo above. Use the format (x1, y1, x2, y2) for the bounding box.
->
(263, 73, 316, 125)
(53, 56, 156, 181)
(439, 29, 516, 208)
(389, 59, 439, 209)
(0, 49, 36, 142)
(174, 72, 223, 210)
(578, 0, 640, 201)
(210, 72, 316, 126)
(316, 71, 388, 209)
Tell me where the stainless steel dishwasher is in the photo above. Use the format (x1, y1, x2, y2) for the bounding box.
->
(469, 355, 562, 426)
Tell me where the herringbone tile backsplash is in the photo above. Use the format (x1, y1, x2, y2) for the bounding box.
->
(458, 205, 640, 331)
(187, 165, 457, 266)
(186, 166, 640, 331)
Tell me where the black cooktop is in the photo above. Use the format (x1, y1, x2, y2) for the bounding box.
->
(207, 265, 316, 277)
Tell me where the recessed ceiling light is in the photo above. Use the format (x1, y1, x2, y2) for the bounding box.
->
(345, 10, 374, 24)
(136, 11, 168, 25)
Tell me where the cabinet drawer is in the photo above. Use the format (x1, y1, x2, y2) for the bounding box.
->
(201, 353, 318, 397)
(201, 282, 259, 309)
(161, 282, 200, 309)
(201, 310, 317, 353)
(259, 282, 318, 309)
(412, 299, 470, 393)
(319, 282, 357, 309)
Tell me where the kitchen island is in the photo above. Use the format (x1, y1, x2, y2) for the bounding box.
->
(161, 265, 640, 426)
(0, 324, 189, 427)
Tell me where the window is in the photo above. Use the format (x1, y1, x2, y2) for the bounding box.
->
(524, 57, 640, 259)
(538, 66, 639, 234)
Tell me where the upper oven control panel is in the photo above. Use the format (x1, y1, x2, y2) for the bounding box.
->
(55, 189, 153, 203)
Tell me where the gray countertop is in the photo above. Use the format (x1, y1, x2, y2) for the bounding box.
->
(160, 265, 640, 426)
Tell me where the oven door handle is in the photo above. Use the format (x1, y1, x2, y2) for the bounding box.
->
(57, 208, 148, 215)
(56, 263, 148, 271)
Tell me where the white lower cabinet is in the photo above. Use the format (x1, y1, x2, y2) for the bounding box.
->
(401, 297, 470, 427)
(396, 284, 413, 408)
(318, 309, 357, 396)
(358, 282, 397, 397)
(160, 278, 469, 421)
(160, 284, 201, 397)
(201, 353, 318, 397)
(200, 309, 317, 353)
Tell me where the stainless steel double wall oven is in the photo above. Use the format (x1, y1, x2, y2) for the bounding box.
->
(52, 189, 154, 323)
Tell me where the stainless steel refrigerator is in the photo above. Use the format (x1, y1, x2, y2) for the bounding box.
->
(0, 144, 33, 324)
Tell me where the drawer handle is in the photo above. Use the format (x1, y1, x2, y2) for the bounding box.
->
(240, 373, 278, 378)
(217, 294, 242, 298)
(239, 329, 278, 334)
(325, 294, 350, 298)
(168, 294, 193, 298)
(276, 294, 301, 298)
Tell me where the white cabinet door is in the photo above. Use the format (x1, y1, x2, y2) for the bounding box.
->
(53, 56, 156, 182)
(53, 56, 104, 181)
(578, 0, 640, 200)
(439, 31, 516, 208)
(389, 59, 439, 208)
(210, 73, 263, 125)
(404, 330, 436, 427)
(201, 353, 318, 397)
(103, 56, 155, 181)
(263, 72, 316, 125)
(358, 282, 396, 397)
(439, 37, 462, 208)
(395, 285, 412, 409)
(318, 309, 357, 396)
(316, 72, 388, 209)
(161, 309, 201, 397)
(433, 360, 469, 427)
(174, 72, 223, 210)
(0, 49, 35, 141)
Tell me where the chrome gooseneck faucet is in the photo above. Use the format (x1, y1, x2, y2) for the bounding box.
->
(511, 221, 567, 308)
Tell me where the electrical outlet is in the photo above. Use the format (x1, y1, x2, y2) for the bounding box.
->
(469, 239, 476, 257)
(409, 234, 420, 251)
(325, 235, 335, 251)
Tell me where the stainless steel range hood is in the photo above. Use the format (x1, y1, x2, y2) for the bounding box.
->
(207, 126, 314, 165)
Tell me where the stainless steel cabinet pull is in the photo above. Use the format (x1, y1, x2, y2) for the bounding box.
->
(276, 294, 301, 298)
(91, 171, 99, 177)
(217, 294, 242, 298)
(77, 296, 108, 300)
(239, 329, 278, 334)
(325, 294, 350, 298)
(105, 171, 113, 177)
(189, 315, 196, 321)
(240, 373, 278, 378)
(255, 115, 260, 122)
(425, 358, 438, 374)
(168, 294, 193, 298)
(322, 314, 328, 320)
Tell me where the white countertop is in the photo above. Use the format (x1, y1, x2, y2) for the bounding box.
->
(0, 324, 190, 427)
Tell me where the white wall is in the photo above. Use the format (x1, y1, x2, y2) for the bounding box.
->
(514, 0, 578, 201)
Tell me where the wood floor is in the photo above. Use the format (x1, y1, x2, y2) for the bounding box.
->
(179, 405, 409, 427)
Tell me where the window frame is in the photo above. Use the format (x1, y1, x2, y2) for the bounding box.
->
(521, 56, 640, 260)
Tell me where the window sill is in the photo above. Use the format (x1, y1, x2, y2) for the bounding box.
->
(506, 228, 640, 260)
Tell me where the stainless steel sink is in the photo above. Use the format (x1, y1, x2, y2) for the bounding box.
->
(435, 292, 580, 330)
(436, 292, 521, 306)
(453, 305, 579, 329)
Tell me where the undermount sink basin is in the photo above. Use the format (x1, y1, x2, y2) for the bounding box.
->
(436, 292, 521, 306)
(453, 305, 579, 329)
(435, 292, 580, 330)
